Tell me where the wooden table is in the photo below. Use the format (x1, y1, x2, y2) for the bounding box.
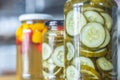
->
(0, 75, 15, 80)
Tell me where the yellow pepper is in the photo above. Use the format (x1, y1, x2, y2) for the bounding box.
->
(16, 26, 23, 42)
(32, 23, 45, 31)
(42, 27, 47, 36)
(22, 23, 31, 29)
(32, 31, 42, 43)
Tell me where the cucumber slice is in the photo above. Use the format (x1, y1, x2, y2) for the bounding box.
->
(43, 71, 54, 79)
(52, 46, 64, 67)
(84, 7, 104, 12)
(80, 48, 107, 57)
(42, 43, 52, 60)
(81, 65, 100, 79)
(96, 57, 113, 71)
(101, 13, 112, 31)
(43, 61, 56, 69)
(66, 11, 87, 36)
(72, 57, 95, 69)
(99, 28, 110, 48)
(66, 65, 80, 80)
(84, 10, 104, 24)
(43, 58, 57, 72)
(81, 22, 105, 48)
(80, 57, 95, 69)
(43, 68, 62, 78)
(82, 77, 100, 80)
(66, 42, 75, 61)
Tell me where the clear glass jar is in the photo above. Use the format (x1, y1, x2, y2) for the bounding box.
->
(16, 14, 53, 80)
(42, 20, 64, 80)
(64, 0, 118, 80)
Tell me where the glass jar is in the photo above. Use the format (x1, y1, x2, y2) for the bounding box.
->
(64, 0, 118, 80)
(42, 20, 64, 80)
(16, 14, 53, 80)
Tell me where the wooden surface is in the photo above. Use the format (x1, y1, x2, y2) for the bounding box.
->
(0, 75, 15, 80)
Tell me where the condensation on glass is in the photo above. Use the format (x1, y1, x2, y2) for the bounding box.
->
(16, 14, 53, 80)
(64, 0, 118, 80)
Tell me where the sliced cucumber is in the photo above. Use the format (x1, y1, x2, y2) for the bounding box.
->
(81, 22, 105, 48)
(66, 65, 80, 80)
(43, 68, 62, 78)
(99, 28, 110, 48)
(96, 57, 113, 71)
(43, 71, 54, 78)
(101, 13, 112, 31)
(81, 65, 100, 79)
(80, 48, 107, 57)
(66, 42, 75, 61)
(83, 7, 104, 12)
(66, 10, 87, 36)
(43, 61, 56, 69)
(43, 58, 57, 72)
(80, 57, 95, 69)
(84, 10, 104, 24)
(52, 46, 64, 67)
(72, 57, 95, 69)
(42, 43, 52, 60)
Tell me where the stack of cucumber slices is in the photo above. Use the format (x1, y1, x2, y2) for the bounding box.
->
(65, 7, 114, 80)
(42, 43, 64, 79)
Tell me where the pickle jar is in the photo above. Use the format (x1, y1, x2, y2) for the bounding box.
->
(64, 0, 118, 80)
(16, 14, 53, 80)
(42, 20, 64, 80)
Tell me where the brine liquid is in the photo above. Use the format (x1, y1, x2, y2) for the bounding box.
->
(16, 21, 48, 80)
(64, 1, 118, 80)
(16, 44, 43, 80)
(42, 30, 64, 80)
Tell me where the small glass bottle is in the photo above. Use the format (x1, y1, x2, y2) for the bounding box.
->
(64, 0, 118, 80)
(42, 20, 64, 80)
(16, 14, 53, 80)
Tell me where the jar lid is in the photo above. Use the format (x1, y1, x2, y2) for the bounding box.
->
(45, 20, 64, 26)
(45, 20, 64, 30)
(19, 14, 54, 21)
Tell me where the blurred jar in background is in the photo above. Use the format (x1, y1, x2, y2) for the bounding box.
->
(42, 20, 64, 80)
(16, 14, 53, 80)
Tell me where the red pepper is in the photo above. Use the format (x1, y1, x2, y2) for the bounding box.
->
(57, 26, 63, 30)
(36, 43, 42, 53)
(16, 39, 22, 45)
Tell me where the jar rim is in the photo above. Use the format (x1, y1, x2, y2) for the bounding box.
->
(45, 20, 64, 26)
(19, 13, 54, 21)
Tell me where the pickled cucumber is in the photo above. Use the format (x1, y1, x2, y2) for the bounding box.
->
(99, 28, 110, 48)
(81, 65, 100, 79)
(66, 65, 80, 80)
(96, 57, 113, 71)
(42, 43, 52, 60)
(80, 48, 107, 57)
(66, 10, 87, 36)
(66, 42, 75, 61)
(81, 22, 105, 48)
(64, 0, 117, 80)
(101, 13, 113, 31)
(83, 7, 104, 12)
(43, 68, 62, 78)
(84, 10, 104, 24)
(52, 46, 64, 67)
(72, 57, 95, 69)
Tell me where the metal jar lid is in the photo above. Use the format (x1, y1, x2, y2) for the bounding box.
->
(45, 20, 64, 30)
(19, 13, 54, 21)
(45, 20, 64, 26)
